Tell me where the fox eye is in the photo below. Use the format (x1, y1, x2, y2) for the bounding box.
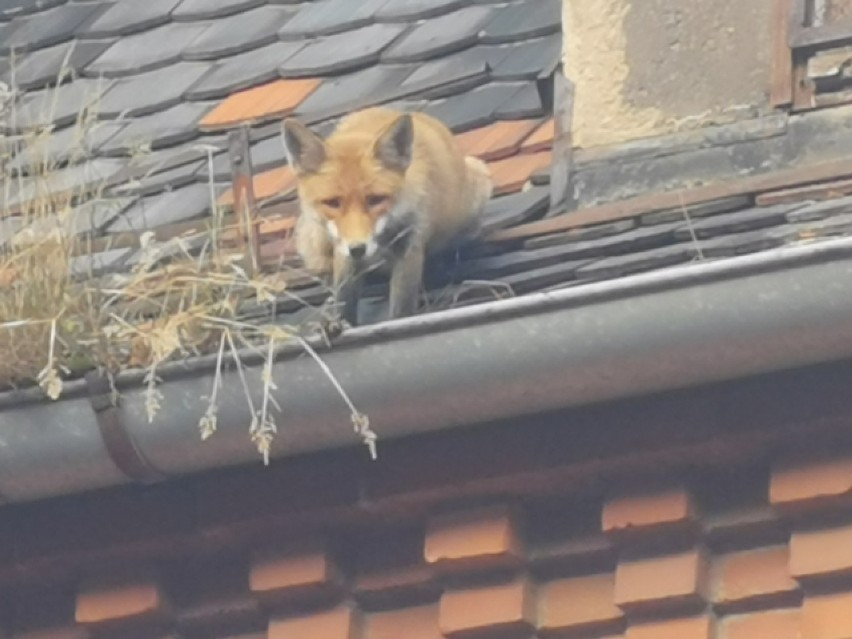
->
(366, 194, 389, 208)
(321, 197, 342, 209)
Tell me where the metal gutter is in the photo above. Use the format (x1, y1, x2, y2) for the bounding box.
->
(4, 236, 852, 503)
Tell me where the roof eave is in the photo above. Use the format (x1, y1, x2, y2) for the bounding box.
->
(4, 236, 852, 503)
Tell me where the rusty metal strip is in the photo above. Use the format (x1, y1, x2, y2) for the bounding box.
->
(85, 371, 166, 485)
(549, 68, 575, 212)
(228, 126, 260, 275)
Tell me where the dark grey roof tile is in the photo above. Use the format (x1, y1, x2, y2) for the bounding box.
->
(85, 0, 182, 37)
(787, 211, 852, 238)
(375, 0, 463, 22)
(109, 158, 204, 196)
(0, 2, 108, 54)
(479, 0, 560, 44)
(672, 202, 802, 241)
(96, 62, 210, 118)
(85, 22, 212, 77)
(639, 195, 751, 225)
(98, 101, 214, 155)
(480, 186, 550, 233)
(8, 120, 126, 171)
(3, 158, 124, 211)
(382, 5, 497, 63)
(423, 82, 528, 132)
(280, 22, 407, 78)
(70, 246, 134, 278)
(12, 77, 115, 129)
(278, 0, 389, 39)
(183, 5, 295, 61)
(500, 259, 590, 294)
(70, 196, 136, 234)
(105, 143, 218, 189)
(295, 64, 415, 119)
(2, 39, 113, 90)
(106, 182, 219, 232)
(0, 0, 65, 20)
(525, 219, 637, 249)
(184, 40, 305, 100)
(523, 221, 682, 261)
(487, 34, 561, 80)
(398, 46, 490, 99)
(172, 0, 264, 21)
(459, 243, 588, 281)
(786, 194, 852, 222)
(687, 226, 791, 259)
(576, 244, 694, 281)
(494, 82, 544, 119)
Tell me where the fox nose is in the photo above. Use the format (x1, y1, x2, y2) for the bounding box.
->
(349, 243, 367, 259)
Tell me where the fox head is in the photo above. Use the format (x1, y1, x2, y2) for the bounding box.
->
(282, 114, 414, 261)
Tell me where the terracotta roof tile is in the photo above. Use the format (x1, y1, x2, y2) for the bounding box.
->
(367, 605, 442, 639)
(76, 576, 170, 627)
(218, 166, 297, 207)
(602, 488, 695, 536)
(539, 573, 624, 636)
(250, 545, 343, 605)
(801, 592, 852, 639)
(424, 505, 523, 572)
(625, 616, 714, 639)
(770, 455, 852, 511)
(713, 546, 800, 611)
(614, 549, 709, 615)
(724, 609, 801, 639)
(199, 78, 322, 131)
(454, 118, 542, 161)
(269, 605, 356, 639)
(487, 149, 552, 195)
(519, 118, 555, 153)
(439, 580, 533, 637)
(789, 522, 852, 582)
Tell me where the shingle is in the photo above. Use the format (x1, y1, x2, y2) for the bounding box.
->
(7, 120, 126, 171)
(97, 63, 210, 118)
(2, 39, 113, 90)
(199, 77, 320, 130)
(183, 6, 295, 61)
(85, 0, 182, 37)
(576, 244, 694, 281)
(99, 101, 214, 154)
(382, 5, 497, 63)
(460, 236, 587, 280)
(70, 246, 135, 278)
(0, 0, 66, 20)
(106, 183, 217, 232)
(0, 2, 107, 54)
(524, 221, 682, 259)
(203, 133, 287, 181)
(105, 144, 216, 189)
(375, 0, 463, 22)
(85, 22, 211, 77)
(70, 196, 136, 234)
(424, 82, 530, 132)
(278, 0, 389, 39)
(109, 159, 204, 196)
(501, 259, 590, 293)
(786, 195, 852, 222)
(480, 186, 550, 233)
(4, 158, 124, 212)
(295, 64, 416, 119)
(685, 226, 792, 259)
(488, 34, 562, 80)
(12, 77, 115, 129)
(672, 202, 801, 241)
(398, 47, 490, 99)
(456, 119, 542, 161)
(172, 0, 264, 21)
(479, 0, 561, 44)
(280, 22, 407, 78)
(639, 195, 751, 225)
(495, 82, 545, 120)
(524, 219, 637, 250)
(184, 40, 305, 101)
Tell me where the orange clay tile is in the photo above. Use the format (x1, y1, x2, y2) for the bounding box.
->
(367, 605, 442, 639)
(218, 166, 297, 208)
(200, 78, 321, 131)
(519, 118, 555, 154)
(455, 119, 542, 161)
(713, 546, 800, 610)
(801, 592, 852, 639)
(602, 488, 694, 535)
(724, 609, 801, 639)
(486, 150, 551, 195)
(625, 616, 714, 639)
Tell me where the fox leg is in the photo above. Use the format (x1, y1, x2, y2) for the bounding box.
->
(332, 250, 364, 326)
(389, 242, 424, 319)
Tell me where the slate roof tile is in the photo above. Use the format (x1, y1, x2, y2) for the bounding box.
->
(8, 119, 126, 171)
(639, 195, 752, 226)
(84, 22, 213, 78)
(96, 62, 210, 118)
(99, 101, 215, 155)
(786, 195, 852, 222)
(2, 39, 114, 90)
(397, 49, 490, 99)
(0, 0, 66, 20)
(374, 0, 463, 22)
(495, 82, 545, 120)
(479, 0, 561, 44)
(109, 159, 204, 197)
(182, 6, 296, 62)
(489, 34, 562, 80)
(84, 0, 183, 38)
(0, 2, 108, 54)
(479, 186, 551, 234)
(424, 82, 532, 132)
(199, 78, 321, 130)
(576, 244, 695, 281)
(218, 165, 296, 207)
(280, 22, 409, 78)
(184, 40, 306, 101)
(105, 183, 219, 233)
(381, 5, 497, 63)
(10, 77, 114, 130)
(171, 0, 264, 21)
(278, 0, 390, 39)
(672, 202, 804, 241)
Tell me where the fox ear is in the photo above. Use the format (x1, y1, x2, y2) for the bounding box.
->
(374, 114, 413, 172)
(282, 118, 326, 174)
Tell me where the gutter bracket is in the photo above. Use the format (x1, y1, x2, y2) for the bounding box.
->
(84, 372, 166, 485)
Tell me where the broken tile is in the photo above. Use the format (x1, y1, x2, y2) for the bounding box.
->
(106, 183, 217, 232)
(480, 186, 550, 233)
(172, 0, 264, 21)
(576, 244, 694, 281)
(672, 202, 801, 241)
(0, 2, 107, 54)
(2, 39, 113, 90)
(280, 22, 407, 77)
(200, 78, 320, 130)
(96, 63, 210, 118)
(488, 34, 562, 80)
(479, 0, 561, 44)
(639, 195, 751, 225)
(375, 0, 463, 22)
(295, 64, 416, 120)
(786, 195, 852, 222)
(456, 119, 542, 161)
(278, 0, 389, 39)
(85, 0, 182, 37)
(85, 22, 212, 77)
(183, 6, 295, 61)
(382, 5, 498, 63)
(185, 40, 306, 101)
(424, 82, 530, 132)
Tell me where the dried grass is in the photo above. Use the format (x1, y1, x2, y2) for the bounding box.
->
(0, 59, 374, 462)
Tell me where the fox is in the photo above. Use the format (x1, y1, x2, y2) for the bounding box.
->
(281, 107, 493, 326)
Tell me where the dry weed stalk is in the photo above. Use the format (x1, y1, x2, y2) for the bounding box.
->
(0, 59, 373, 462)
